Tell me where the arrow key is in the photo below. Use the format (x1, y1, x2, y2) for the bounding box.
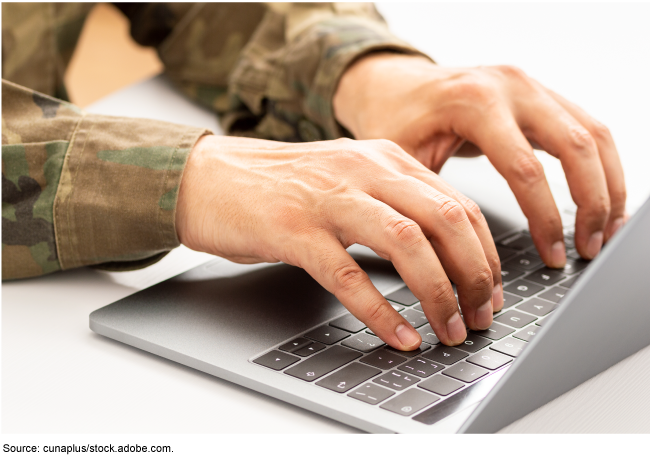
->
(304, 325, 350, 344)
(253, 350, 300, 371)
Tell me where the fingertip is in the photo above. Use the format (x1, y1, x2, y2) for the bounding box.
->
(492, 283, 504, 312)
(585, 230, 604, 259)
(395, 323, 421, 350)
(550, 240, 566, 268)
(445, 313, 467, 345)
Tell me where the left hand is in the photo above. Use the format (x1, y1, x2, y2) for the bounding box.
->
(333, 53, 628, 268)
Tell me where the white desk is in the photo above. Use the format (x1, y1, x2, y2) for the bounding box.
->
(3, 3, 650, 433)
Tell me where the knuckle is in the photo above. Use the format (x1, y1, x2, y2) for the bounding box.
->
(450, 75, 495, 104)
(331, 263, 367, 293)
(566, 126, 598, 156)
(428, 280, 456, 304)
(495, 64, 528, 80)
(589, 120, 612, 142)
(470, 267, 494, 292)
(609, 186, 627, 208)
(511, 152, 545, 185)
(385, 217, 426, 250)
(434, 195, 468, 227)
(457, 195, 485, 224)
(364, 300, 393, 328)
(585, 195, 611, 220)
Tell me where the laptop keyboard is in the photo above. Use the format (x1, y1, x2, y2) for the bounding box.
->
(252, 229, 588, 424)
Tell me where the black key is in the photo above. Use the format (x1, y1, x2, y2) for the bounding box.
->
(500, 265, 525, 283)
(360, 349, 407, 370)
(490, 337, 527, 358)
(443, 361, 489, 383)
(316, 362, 381, 393)
(400, 309, 429, 328)
(502, 292, 523, 309)
(385, 286, 419, 306)
(330, 313, 366, 333)
(496, 245, 518, 262)
(559, 274, 582, 289)
(294, 342, 326, 357)
(505, 254, 543, 271)
(279, 337, 312, 353)
(418, 374, 465, 396)
(385, 343, 431, 358)
(304, 325, 350, 345)
(503, 280, 544, 298)
(422, 345, 468, 365)
(417, 324, 440, 345)
(494, 310, 537, 329)
(399, 357, 445, 378)
(525, 267, 567, 286)
(380, 389, 440, 416)
(517, 298, 557, 316)
(561, 258, 590, 275)
(538, 287, 570, 304)
(284, 346, 361, 381)
(472, 321, 515, 340)
(467, 349, 512, 370)
(498, 232, 534, 251)
(373, 370, 420, 391)
(253, 350, 300, 371)
(342, 333, 385, 353)
(513, 325, 540, 342)
(348, 383, 395, 405)
(456, 333, 492, 353)
(567, 249, 581, 260)
(413, 304, 423, 312)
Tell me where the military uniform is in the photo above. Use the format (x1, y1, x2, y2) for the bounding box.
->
(2, 3, 426, 280)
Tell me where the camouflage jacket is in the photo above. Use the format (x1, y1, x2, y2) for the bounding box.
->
(2, 3, 425, 280)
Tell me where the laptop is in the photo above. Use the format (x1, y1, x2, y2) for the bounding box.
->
(88, 191, 650, 433)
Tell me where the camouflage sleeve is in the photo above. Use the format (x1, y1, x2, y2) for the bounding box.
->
(2, 79, 210, 280)
(121, 3, 431, 142)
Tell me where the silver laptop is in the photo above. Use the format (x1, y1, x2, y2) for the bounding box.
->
(89, 194, 650, 433)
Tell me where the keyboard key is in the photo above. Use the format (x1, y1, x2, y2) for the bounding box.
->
(505, 254, 543, 271)
(253, 350, 300, 370)
(491, 337, 527, 358)
(348, 383, 394, 405)
(517, 298, 557, 317)
(422, 345, 468, 365)
(284, 346, 362, 381)
(467, 349, 512, 370)
(537, 287, 570, 304)
(559, 274, 582, 289)
(472, 321, 515, 340)
(500, 265, 525, 283)
(456, 333, 492, 353)
(294, 342, 326, 357)
(304, 325, 350, 345)
(503, 280, 544, 298)
(316, 362, 381, 393)
(502, 292, 523, 309)
(400, 308, 429, 328)
(380, 389, 440, 416)
(413, 304, 423, 312)
(385, 343, 431, 358)
(567, 249, 581, 260)
(498, 232, 534, 251)
(418, 374, 465, 396)
(391, 303, 405, 312)
(342, 333, 386, 352)
(443, 361, 489, 383)
(279, 337, 312, 353)
(513, 325, 540, 342)
(360, 349, 407, 370)
(494, 310, 537, 329)
(399, 357, 445, 378)
(385, 286, 419, 306)
(525, 267, 567, 286)
(373, 370, 420, 391)
(496, 245, 518, 262)
(561, 258, 590, 275)
(330, 313, 366, 333)
(417, 324, 440, 345)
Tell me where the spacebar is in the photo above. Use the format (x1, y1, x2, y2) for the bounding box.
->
(284, 345, 362, 382)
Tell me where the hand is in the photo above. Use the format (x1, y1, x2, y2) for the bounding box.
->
(176, 135, 505, 349)
(334, 54, 628, 267)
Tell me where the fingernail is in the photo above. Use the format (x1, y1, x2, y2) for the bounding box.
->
(395, 324, 421, 349)
(609, 217, 625, 239)
(446, 313, 467, 344)
(551, 241, 566, 268)
(586, 231, 604, 259)
(492, 283, 503, 312)
(475, 300, 493, 330)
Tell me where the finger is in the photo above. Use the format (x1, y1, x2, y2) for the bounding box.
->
(455, 107, 567, 268)
(299, 232, 423, 350)
(353, 159, 493, 330)
(330, 194, 468, 344)
(516, 92, 610, 260)
(544, 88, 626, 243)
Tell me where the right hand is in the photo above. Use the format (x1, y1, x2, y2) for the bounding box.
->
(176, 135, 503, 350)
